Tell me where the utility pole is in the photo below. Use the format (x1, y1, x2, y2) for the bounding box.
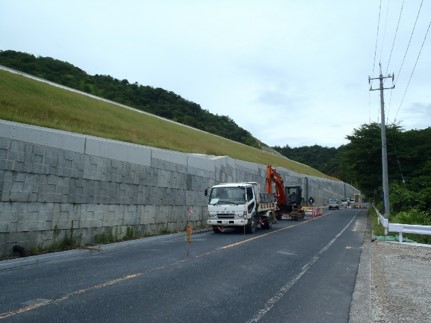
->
(369, 63, 394, 219)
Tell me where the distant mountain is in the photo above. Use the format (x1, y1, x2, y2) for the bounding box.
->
(0, 50, 261, 148)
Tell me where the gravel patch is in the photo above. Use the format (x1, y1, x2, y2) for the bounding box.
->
(371, 241, 431, 322)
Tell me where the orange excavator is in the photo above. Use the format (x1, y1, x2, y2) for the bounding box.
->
(266, 165, 305, 221)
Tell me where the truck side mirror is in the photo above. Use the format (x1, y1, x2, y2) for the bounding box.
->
(204, 188, 208, 196)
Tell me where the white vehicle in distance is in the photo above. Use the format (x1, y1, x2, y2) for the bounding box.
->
(328, 198, 340, 210)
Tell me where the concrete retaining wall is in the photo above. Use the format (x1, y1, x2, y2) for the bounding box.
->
(0, 120, 358, 258)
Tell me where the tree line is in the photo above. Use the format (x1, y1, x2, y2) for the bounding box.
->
(275, 123, 431, 240)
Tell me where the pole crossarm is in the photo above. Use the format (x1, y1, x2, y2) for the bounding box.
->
(368, 74, 395, 91)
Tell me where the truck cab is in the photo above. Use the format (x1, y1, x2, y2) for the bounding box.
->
(205, 182, 275, 233)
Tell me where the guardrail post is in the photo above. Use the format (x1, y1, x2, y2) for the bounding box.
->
(399, 227, 403, 243)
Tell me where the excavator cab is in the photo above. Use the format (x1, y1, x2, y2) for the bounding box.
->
(285, 186, 303, 212)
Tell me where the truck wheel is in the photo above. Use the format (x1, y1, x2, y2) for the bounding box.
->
(246, 220, 256, 234)
(265, 218, 273, 229)
(276, 211, 282, 220)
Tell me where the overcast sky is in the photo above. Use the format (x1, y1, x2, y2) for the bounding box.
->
(1, 0, 430, 148)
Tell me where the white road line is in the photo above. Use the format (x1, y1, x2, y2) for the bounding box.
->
(246, 212, 358, 323)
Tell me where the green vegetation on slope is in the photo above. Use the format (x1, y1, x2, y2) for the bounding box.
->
(0, 50, 260, 148)
(0, 69, 328, 178)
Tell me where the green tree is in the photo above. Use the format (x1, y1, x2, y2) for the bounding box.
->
(273, 144, 340, 177)
(338, 123, 404, 200)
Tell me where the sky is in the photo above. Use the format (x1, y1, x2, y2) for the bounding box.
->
(1, 0, 430, 148)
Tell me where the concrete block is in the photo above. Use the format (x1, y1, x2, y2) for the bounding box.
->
(235, 159, 259, 174)
(168, 172, 184, 190)
(187, 153, 215, 172)
(0, 138, 10, 150)
(151, 148, 187, 168)
(123, 205, 137, 225)
(17, 219, 49, 232)
(153, 205, 166, 224)
(0, 120, 86, 153)
(82, 155, 105, 181)
(138, 205, 155, 225)
(8, 141, 24, 157)
(85, 136, 152, 166)
(80, 208, 103, 228)
(127, 164, 141, 185)
(0, 217, 13, 232)
(11, 148, 25, 163)
(0, 147, 7, 161)
(0, 159, 14, 171)
(101, 205, 120, 227)
(44, 147, 58, 166)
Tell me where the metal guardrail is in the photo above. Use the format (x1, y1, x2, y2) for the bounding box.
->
(374, 206, 431, 243)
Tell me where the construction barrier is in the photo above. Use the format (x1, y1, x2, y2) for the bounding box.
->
(302, 207, 322, 218)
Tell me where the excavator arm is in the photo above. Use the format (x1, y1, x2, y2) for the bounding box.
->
(266, 165, 286, 208)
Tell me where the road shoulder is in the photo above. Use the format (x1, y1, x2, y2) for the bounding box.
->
(349, 212, 431, 322)
(349, 213, 371, 322)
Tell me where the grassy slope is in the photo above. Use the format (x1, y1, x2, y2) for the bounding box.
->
(0, 69, 331, 178)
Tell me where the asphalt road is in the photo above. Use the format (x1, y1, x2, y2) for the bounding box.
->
(0, 208, 367, 323)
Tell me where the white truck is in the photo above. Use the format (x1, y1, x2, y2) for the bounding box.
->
(205, 182, 277, 233)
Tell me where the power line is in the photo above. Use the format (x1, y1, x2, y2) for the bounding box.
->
(369, 0, 383, 124)
(394, 18, 431, 122)
(372, 0, 383, 74)
(395, 0, 424, 85)
(385, 0, 405, 74)
(379, 1, 391, 64)
(384, 0, 405, 123)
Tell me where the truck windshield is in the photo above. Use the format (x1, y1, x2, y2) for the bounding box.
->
(209, 187, 246, 205)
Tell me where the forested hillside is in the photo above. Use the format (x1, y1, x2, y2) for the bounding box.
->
(0, 50, 260, 148)
(272, 145, 339, 177)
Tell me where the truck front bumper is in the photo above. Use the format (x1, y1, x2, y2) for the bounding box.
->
(207, 219, 248, 227)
